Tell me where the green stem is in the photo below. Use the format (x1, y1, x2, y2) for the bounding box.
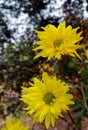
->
(81, 85, 88, 111)
(59, 58, 64, 79)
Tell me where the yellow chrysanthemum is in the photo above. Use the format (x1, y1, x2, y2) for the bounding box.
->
(20, 72, 74, 129)
(1, 118, 29, 130)
(33, 21, 83, 60)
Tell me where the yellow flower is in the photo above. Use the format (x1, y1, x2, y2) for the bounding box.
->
(20, 72, 74, 129)
(2, 118, 29, 130)
(33, 21, 83, 60)
(38, 61, 55, 76)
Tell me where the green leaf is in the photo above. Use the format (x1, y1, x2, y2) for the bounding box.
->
(84, 88, 88, 101)
(75, 109, 85, 127)
(63, 61, 77, 76)
(84, 110, 88, 117)
(71, 102, 83, 110)
(84, 70, 88, 78)
(54, 61, 59, 73)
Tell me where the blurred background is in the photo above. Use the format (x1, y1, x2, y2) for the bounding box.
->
(0, 0, 88, 130)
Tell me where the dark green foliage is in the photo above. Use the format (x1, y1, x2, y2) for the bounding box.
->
(84, 88, 88, 101)
(86, 4, 88, 12)
(63, 61, 77, 76)
(72, 102, 88, 127)
(71, 102, 83, 110)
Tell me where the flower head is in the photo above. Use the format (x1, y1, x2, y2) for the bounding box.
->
(20, 72, 74, 129)
(2, 118, 29, 130)
(33, 21, 83, 60)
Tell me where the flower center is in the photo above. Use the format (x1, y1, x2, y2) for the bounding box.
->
(54, 39, 63, 47)
(43, 92, 55, 105)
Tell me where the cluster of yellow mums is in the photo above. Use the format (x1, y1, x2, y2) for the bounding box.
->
(1, 118, 29, 130)
(2, 21, 83, 130)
